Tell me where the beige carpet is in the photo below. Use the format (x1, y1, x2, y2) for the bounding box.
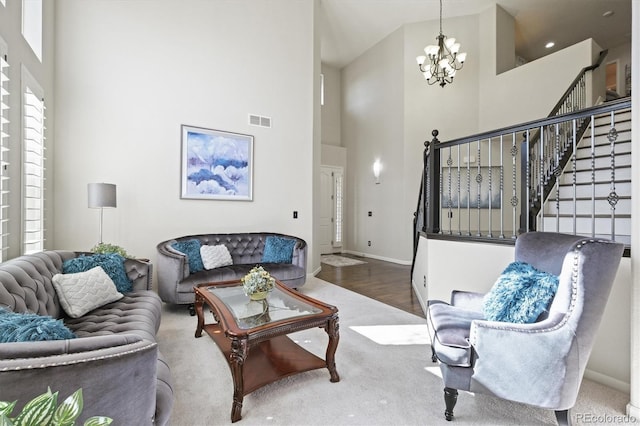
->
(320, 255, 367, 267)
(157, 277, 630, 425)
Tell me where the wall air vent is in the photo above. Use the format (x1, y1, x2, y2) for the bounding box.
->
(248, 114, 272, 128)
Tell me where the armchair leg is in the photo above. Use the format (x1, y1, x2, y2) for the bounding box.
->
(431, 345, 438, 362)
(444, 387, 458, 421)
(554, 410, 571, 426)
(188, 304, 195, 316)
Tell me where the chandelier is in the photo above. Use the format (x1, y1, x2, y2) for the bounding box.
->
(416, 0, 467, 87)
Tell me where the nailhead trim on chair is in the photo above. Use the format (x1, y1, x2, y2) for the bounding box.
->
(470, 238, 607, 337)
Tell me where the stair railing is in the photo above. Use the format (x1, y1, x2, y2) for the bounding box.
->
(414, 97, 631, 250)
(527, 50, 608, 222)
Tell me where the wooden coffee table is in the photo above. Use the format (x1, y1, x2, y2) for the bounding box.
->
(194, 279, 340, 422)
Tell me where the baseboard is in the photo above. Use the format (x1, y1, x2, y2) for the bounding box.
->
(583, 368, 630, 393)
(342, 250, 412, 266)
(309, 267, 321, 277)
(627, 402, 640, 419)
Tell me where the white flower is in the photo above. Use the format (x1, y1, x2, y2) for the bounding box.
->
(241, 266, 275, 295)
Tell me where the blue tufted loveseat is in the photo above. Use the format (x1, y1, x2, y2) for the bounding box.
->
(156, 232, 307, 306)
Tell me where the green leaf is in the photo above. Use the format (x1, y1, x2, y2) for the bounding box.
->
(52, 389, 83, 426)
(0, 401, 16, 417)
(84, 416, 113, 426)
(13, 389, 57, 426)
(0, 413, 15, 426)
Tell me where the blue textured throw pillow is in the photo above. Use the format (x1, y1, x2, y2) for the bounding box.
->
(262, 236, 296, 264)
(0, 309, 75, 342)
(63, 253, 133, 293)
(171, 239, 205, 273)
(482, 261, 559, 323)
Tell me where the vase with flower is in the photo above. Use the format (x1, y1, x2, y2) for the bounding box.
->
(241, 265, 275, 301)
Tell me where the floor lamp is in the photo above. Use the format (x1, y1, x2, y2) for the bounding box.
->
(88, 183, 117, 244)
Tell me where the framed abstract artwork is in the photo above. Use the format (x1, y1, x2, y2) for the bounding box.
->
(181, 125, 254, 200)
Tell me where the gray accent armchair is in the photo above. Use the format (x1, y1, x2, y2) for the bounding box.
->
(426, 232, 624, 425)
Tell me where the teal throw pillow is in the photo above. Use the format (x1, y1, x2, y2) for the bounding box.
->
(171, 239, 205, 273)
(262, 236, 296, 264)
(63, 253, 133, 293)
(0, 309, 76, 342)
(482, 261, 559, 323)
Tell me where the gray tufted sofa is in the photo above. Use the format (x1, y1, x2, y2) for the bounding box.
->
(0, 251, 173, 425)
(156, 232, 307, 306)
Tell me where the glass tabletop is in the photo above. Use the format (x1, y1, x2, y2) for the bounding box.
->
(207, 285, 322, 330)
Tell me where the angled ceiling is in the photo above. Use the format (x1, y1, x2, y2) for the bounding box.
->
(320, 0, 632, 69)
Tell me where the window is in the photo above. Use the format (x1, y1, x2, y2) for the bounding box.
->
(21, 66, 45, 254)
(0, 40, 9, 260)
(334, 172, 343, 245)
(22, 0, 43, 61)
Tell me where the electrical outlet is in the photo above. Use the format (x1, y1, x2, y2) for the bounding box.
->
(368, 211, 372, 217)
(368, 240, 371, 246)
(293, 211, 298, 219)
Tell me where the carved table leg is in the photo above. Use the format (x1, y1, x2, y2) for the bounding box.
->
(194, 292, 205, 338)
(230, 337, 248, 422)
(325, 314, 340, 382)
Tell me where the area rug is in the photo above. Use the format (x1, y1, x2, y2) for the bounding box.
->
(157, 277, 630, 425)
(321, 254, 367, 267)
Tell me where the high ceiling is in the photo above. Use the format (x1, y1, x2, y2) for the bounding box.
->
(320, 0, 632, 68)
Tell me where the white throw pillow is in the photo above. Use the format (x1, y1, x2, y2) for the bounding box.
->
(52, 266, 123, 318)
(200, 244, 233, 270)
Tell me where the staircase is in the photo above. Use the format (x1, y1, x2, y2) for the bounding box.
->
(542, 107, 632, 246)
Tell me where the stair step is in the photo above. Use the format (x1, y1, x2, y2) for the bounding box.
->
(558, 165, 632, 183)
(590, 112, 632, 129)
(544, 198, 631, 215)
(540, 215, 631, 236)
(555, 181, 631, 199)
(574, 140, 631, 158)
(574, 154, 631, 168)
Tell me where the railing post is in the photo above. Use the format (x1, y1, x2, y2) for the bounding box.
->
(519, 132, 531, 234)
(427, 129, 440, 234)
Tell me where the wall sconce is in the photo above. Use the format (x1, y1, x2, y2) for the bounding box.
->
(88, 183, 117, 243)
(372, 159, 382, 184)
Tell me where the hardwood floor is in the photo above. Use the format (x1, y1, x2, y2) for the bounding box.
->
(316, 254, 425, 318)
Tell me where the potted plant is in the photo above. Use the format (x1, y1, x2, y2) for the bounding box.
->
(90, 243, 132, 259)
(0, 387, 112, 426)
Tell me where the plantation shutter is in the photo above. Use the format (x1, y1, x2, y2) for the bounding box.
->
(0, 47, 9, 260)
(22, 78, 45, 254)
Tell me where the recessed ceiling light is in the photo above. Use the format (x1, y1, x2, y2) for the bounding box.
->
(545, 42, 555, 49)
(603, 10, 614, 18)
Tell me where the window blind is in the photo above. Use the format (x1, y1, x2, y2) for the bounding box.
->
(0, 51, 9, 260)
(22, 84, 45, 254)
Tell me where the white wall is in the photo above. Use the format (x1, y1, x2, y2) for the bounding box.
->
(478, 3, 601, 132)
(53, 0, 320, 273)
(342, 26, 407, 262)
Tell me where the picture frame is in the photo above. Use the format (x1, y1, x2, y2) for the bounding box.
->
(181, 125, 254, 201)
(441, 166, 502, 209)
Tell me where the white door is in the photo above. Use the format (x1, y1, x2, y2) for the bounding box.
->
(319, 166, 344, 254)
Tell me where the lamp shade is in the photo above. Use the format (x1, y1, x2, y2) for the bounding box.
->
(88, 183, 117, 208)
